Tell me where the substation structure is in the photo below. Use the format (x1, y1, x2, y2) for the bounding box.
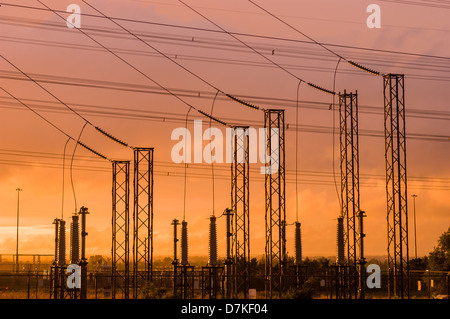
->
(264, 109, 287, 298)
(111, 148, 155, 299)
(46, 74, 410, 299)
(230, 126, 251, 299)
(50, 207, 89, 299)
(383, 74, 410, 299)
(332, 90, 366, 299)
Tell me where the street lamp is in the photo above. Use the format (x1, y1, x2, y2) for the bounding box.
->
(15, 188, 22, 273)
(411, 194, 418, 259)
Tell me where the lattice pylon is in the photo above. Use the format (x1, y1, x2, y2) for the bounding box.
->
(132, 148, 154, 298)
(383, 74, 409, 299)
(339, 91, 361, 298)
(112, 160, 130, 299)
(264, 109, 286, 299)
(230, 126, 250, 298)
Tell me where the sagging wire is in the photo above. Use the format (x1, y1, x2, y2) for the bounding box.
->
(183, 107, 193, 221)
(71, 122, 88, 214)
(38, 0, 235, 132)
(61, 137, 71, 220)
(0, 49, 132, 150)
(247, 0, 383, 77)
(209, 90, 220, 216)
(332, 58, 343, 215)
(0, 85, 111, 162)
(295, 80, 303, 223)
(178, 0, 337, 96)
(84, 0, 271, 122)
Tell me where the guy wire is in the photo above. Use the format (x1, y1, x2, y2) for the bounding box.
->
(71, 122, 88, 214)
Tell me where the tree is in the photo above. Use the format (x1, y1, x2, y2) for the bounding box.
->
(428, 227, 450, 271)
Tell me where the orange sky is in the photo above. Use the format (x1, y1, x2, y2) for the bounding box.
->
(0, 0, 449, 261)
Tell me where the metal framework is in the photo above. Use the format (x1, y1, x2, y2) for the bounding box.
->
(264, 109, 286, 298)
(79, 206, 89, 299)
(231, 126, 250, 298)
(112, 160, 130, 299)
(383, 74, 410, 299)
(224, 208, 234, 299)
(201, 265, 225, 299)
(339, 91, 361, 298)
(132, 147, 154, 298)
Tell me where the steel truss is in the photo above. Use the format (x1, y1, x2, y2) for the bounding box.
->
(231, 126, 250, 298)
(132, 148, 154, 298)
(339, 90, 361, 298)
(112, 160, 130, 299)
(174, 265, 195, 299)
(264, 109, 286, 298)
(201, 265, 225, 299)
(383, 74, 409, 299)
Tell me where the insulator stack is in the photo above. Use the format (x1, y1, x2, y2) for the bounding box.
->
(70, 214, 80, 264)
(209, 215, 218, 266)
(181, 220, 189, 266)
(58, 220, 66, 266)
(337, 217, 345, 265)
(294, 222, 302, 265)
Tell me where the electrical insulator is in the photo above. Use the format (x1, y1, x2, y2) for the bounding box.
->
(181, 220, 188, 265)
(209, 215, 218, 266)
(295, 222, 302, 265)
(70, 214, 80, 264)
(337, 217, 345, 265)
(58, 220, 66, 266)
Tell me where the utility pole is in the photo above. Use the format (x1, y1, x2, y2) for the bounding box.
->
(412, 194, 418, 259)
(15, 188, 22, 273)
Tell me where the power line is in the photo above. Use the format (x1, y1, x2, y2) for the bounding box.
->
(377, 0, 450, 9)
(0, 85, 111, 160)
(247, 0, 381, 77)
(0, 155, 448, 190)
(36, 0, 232, 128)
(0, 52, 131, 149)
(1, 2, 448, 61)
(2, 71, 450, 122)
(177, 0, 336, 96)
(1, 15, 449, 82)
(82, 0, 266, 112)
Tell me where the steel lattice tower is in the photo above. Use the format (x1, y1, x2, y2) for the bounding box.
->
(383, 74, 410, 299)
(132, 148, 154, 298)
(339, 90, 361, 298)
(231, 126, 250, 298)
(112, 160, 130, 299)
(264, 109, 286, 298)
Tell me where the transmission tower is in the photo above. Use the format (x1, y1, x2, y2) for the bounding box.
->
(383, 74, 410, 299)
(339, 90, 361, 298)
(231, 126, 250, 298)
(132, 147, 154, 298)
(112, 160, 130, 299)
(263, 109, 286, 298)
